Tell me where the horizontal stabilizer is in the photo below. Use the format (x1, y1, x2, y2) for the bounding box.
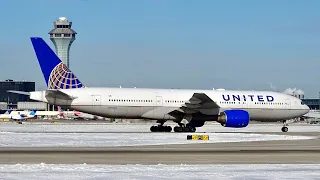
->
(7, 90, 31, 96)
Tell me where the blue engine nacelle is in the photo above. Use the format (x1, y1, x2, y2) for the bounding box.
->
(218, 110, 250, 128)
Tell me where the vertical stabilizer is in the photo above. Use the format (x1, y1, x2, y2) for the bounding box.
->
(30, 37, 84, 89)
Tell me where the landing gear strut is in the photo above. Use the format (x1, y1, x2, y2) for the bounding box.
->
(150, 120, 172, 132)
(282, 120, 288, 132)
(173, 123, 196, 133)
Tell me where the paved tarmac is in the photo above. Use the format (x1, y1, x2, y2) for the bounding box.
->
(1, 120, 319, 164)
(1, 132, 320, 164)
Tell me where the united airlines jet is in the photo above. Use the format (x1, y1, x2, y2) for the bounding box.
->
(11, 37, 310, 133)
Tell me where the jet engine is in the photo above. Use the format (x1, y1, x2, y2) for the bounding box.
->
(216, 110, 250, 128)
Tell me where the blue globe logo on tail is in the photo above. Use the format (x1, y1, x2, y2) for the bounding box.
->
(31, 37, 85, 89)
(48, 62, 84, 89)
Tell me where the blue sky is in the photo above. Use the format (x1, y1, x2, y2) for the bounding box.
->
(1, 0, 320, 97)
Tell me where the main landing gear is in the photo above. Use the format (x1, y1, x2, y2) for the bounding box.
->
(282, 120, 288, 132)
(150, 125, 172, 132)
(173, 123, 196, 133)
(150, 120, 172, 132)
(149, 121, 197, 133)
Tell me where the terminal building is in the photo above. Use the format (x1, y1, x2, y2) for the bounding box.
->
(0, 79, 35, 109)
(302, 98, 320, 110)
(284, 88, 320, 110)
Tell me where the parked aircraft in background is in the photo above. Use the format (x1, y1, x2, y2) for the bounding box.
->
(303, 110, 320, 119)
(57, 106, 97, 120)
(9, 37, 310, 132)
(35, 110, 59, 117)
(301, 110, 320, 124)
(0, 110, 36, 121)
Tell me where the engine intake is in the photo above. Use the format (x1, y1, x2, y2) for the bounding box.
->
(217, 110, 250, 128)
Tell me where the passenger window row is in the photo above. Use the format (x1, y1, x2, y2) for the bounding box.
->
(220, 101, 288, 105)
(165, 100, 185, 103)
(254, 102, 288, 105)
(109, 99, 152, 102)
(109, 99, 185, 103)
(220, 102, 238, 104)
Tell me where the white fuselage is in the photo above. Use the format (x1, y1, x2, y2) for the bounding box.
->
(30, 88, 310, 122)
(0, 113, 35, 120)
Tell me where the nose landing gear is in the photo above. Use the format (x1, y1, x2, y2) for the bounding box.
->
(281, 126, 288, 132)
(282, 120, 288, 132)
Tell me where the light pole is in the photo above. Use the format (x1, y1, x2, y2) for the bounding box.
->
(318, 92, 320, 110)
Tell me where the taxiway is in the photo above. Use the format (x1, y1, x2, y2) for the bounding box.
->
(0, 121, 319, 164)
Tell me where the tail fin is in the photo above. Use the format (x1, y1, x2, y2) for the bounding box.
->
(57, 106, 62, 112)
(73, 110, 82, 116)
(30, 37, 85, 89)
(29, 110, 36, 116)
(57, 106, 66, 116)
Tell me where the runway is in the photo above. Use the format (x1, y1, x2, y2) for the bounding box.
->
(0, 122, 319, 164)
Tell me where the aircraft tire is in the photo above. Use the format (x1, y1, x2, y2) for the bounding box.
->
(186, 124, 196, 132)
(173, 126, 196, 132)
(189, 126, 196, 132)
(150, 126, 172, 132)
(150, 126, 157, 132)
(174, 126, 183, 132)
(165, 126, 172, 132)
(281, 126, 288, 132)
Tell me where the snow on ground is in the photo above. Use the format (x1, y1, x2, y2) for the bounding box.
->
(0, 122, 319, 133)
(0, 164, 319, 180)
(0, 131, 314, 147)
(0, 123, 316, 147)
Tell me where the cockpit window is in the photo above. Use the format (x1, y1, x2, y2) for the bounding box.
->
(301, 101, 305, 105)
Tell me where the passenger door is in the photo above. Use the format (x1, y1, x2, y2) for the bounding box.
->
(92, 95, 101, 106)
(156, 96, 163, 106)
(153, 96, 164, 119)
(242, 100, 249, 110)
(285, 99, 291, 109)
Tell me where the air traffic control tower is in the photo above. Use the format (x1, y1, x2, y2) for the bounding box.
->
(49, 17, 77, 68)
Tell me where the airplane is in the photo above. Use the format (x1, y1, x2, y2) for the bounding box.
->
(9, 37, 310, 132)
(57, 106, 97, 120)
(0, 110, 37, 121)
(0, 110, 13, 119)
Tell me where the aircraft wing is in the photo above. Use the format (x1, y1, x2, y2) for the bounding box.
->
(169, 93, 220, 116)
